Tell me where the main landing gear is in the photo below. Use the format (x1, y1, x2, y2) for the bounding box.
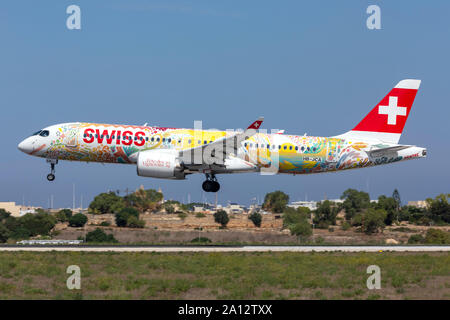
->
(202, 173, 220, 193)
(46, 158, 58, 182)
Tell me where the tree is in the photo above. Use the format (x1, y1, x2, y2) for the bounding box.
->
(88, 192, 124, 214)
(3, 217, 29, 239)
(359, 208, 387, 234)
(282, 207, 310, 229)
(426, 194, 450, 224)
(68, 213, 88, 227)
(375, 195, 398, 225)
(124, 189, 163, 213)
(248, 212, 262, 227)
(115, 207, 140, 227)
(392, 189, 401, 210)
(20, 213, 56, 236)
(0, 209, 11, 221)
(213, 210, 229, 228)
(341, 189, 370, 220)
(313, 200, 339, 228)
(85, 228, 118, 243)
(262, 191, 289, 213)
(0, 224, 10, 243)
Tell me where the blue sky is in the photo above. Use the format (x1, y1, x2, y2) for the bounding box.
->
(0, 1, 449, 208)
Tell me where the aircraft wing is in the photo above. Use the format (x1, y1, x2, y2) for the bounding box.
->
(179, 117, 264, 166)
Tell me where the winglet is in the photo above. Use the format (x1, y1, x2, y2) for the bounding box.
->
(247, 117, 264, 130)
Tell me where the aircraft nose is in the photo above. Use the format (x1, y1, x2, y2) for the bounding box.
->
(18, 139, 32, 154)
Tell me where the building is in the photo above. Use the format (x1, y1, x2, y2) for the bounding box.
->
(0, 202, 41, 217)
(0, 202, 21, 217)
(224, 203, 246, 214)
(288, 201, 317, 211)
(408, 200, 428, 208)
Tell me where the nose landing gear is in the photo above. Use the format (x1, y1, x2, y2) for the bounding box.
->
(202, 173, 220, 192)
(46, 159, 58, 182)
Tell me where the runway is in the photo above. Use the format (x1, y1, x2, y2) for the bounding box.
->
(0, 245, 449, 252)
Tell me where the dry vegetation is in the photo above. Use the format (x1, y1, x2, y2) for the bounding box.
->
(0, 251, 448, 299)
(52, 212, 450, 245)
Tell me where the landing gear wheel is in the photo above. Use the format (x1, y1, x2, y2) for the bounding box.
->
(46, 158, 58, 182)
(202, 180, 214, 192)
(202, 174, 220, 192)
(211, 181, 220, 192)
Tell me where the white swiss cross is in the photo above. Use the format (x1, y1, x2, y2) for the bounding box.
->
(378, 96, 407, 125)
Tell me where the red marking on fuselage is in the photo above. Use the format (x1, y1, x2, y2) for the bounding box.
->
(30, 144, 46, 155)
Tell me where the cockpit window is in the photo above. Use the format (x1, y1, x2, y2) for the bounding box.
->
(31, 130, 42, 136)
(39, 130, 50, 137)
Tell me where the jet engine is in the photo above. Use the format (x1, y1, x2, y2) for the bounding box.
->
(137, 150, 185, 179)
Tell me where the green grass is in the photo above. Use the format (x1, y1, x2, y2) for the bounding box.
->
(0, 252, 448, 299)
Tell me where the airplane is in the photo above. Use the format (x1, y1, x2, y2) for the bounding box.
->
(18, 79, 426, 192)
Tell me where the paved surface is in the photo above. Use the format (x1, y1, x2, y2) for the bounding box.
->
(0, 246, 449, 252)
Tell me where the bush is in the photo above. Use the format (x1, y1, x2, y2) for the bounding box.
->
(248, 212, 262, 227)
(424, 229, 450, 244)
(195, 212, 206, 218)
(55, 209, 73, 222)
(213, 210, 229, 228)
(178, 212, 187, 220)
(289, 219, 312, 240)
(328, 227, 334, 232)
(316, 221, 330, 229)
(99, 221, 110, 227)
(408, 234, 425, 244)
(127, 216, 145, 228)
(68, 213, 88, 227)
(341, 221, 351, 231)
(191, 237, 212, 244)
(85, 228, 118, 243)
(164, 204, 175, 214)
(115, 207, 140, 227)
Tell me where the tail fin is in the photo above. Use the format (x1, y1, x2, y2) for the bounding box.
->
(336, 79, 421, 144)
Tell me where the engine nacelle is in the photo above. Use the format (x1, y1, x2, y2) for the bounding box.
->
(137, 150, 185, 179)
